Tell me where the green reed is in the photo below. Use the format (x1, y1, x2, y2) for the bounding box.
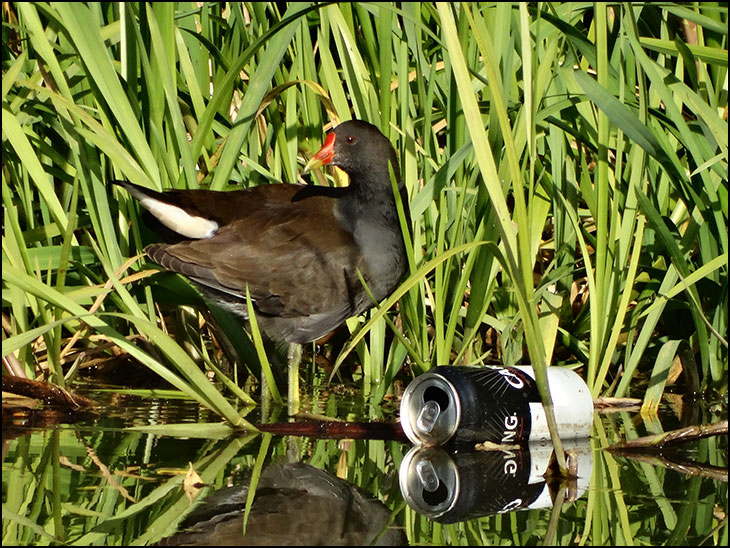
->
(2, 3, 727, 429)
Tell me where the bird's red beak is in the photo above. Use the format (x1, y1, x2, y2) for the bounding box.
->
(304, 132, 336, 173)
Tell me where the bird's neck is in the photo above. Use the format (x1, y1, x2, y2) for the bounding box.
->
(347, 173, 403, 223)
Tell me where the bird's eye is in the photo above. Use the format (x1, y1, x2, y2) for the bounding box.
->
(345, 135, 356, 144)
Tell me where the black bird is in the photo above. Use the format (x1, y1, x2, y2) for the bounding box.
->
(117, 120, 408, 364)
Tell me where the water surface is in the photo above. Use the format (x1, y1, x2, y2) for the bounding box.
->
(2, 382, 727, 546)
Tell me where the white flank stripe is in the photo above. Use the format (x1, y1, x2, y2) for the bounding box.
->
(135, 192, 218, 239)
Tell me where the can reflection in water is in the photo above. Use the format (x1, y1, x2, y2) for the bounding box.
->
(399, 440, 593, 523)
(400, 366, 594, 447)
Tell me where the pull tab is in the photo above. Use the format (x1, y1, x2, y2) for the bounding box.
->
(415, 459, 440, 492)
(416, 400, 442, 433)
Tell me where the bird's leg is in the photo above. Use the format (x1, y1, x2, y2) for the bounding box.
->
(287, 342, 302, 416)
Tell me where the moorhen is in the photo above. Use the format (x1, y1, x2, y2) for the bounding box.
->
(117, 120, 409, 349)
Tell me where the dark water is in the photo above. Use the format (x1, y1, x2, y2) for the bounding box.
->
(2, 382, 727, 546)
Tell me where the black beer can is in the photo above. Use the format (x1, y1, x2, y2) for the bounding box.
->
(399, 366, 593, 446)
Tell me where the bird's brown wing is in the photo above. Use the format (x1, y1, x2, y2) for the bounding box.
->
(147, 186, 366, 318)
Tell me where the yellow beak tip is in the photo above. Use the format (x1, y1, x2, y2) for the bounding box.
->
(303, 157, 322, 174)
